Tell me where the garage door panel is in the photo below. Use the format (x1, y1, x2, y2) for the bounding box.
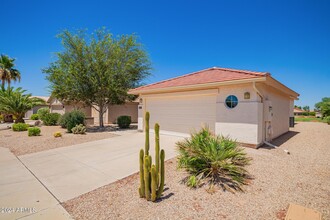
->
(146, 95, 216, 134)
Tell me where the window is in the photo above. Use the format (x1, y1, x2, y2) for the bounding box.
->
(225, 95, 238, 108)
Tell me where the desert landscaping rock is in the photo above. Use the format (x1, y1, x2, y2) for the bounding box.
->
(0, 126, 119, 156)
(63, 122, 330, 220)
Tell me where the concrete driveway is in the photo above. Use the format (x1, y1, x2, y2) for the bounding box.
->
(18, 131, 183, 203)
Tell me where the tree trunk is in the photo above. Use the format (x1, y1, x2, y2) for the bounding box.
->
(99, 105, 104, 128)
(15, 117, 25, 124)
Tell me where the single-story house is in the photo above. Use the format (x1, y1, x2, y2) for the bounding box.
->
(129, 67, 299, 148)
(293, 108, 306, 116)
(25, 96, 50, 119)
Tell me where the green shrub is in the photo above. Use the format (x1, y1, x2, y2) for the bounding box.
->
(30, 114, 39, 120)
(28, 127, 41, 136)
(12, 123, 29, 131)
(0, 114, 3, 122)
(58, 110, 85, 132)
(58, 112, 70, 128)
(37, 107, 50, 120)
(308, 112, 316, 116)
(302, 112, 309, 116)
(117, 115, 131, 128)
(177, 127, 251, 191)
(71, 124, 86, 134)
(326, 116, 330, 124)
(42, 113, 61, 126)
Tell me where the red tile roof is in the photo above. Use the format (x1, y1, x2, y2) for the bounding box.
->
(130, 67, 269, 92)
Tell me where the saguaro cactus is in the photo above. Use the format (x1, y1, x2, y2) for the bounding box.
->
(138, 112, 165, 202)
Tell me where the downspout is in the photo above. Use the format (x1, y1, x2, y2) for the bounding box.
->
(253, 81, 263, 103)
(252, 82, 276, 148)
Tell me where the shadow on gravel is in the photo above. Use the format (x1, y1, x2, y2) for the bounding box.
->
(259, 131, 300, 149)
(86, 125, 138, 133)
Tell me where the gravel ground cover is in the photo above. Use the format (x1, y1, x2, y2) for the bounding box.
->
(0, 125, 119, 156)
(63, 122, 330, 220)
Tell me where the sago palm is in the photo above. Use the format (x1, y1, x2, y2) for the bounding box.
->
(177, 127, 251, 191)
(0, 87, 45, 123)
(0, 54, 21, 89)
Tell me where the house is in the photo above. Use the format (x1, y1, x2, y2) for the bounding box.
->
(293, 108, 306, 116)
(25, 96, 49, 119)
(48, 97, 138, 125)
(91, 102, 139, 124)
(129, 67, 299, 148)
(48, 97, 92, 116)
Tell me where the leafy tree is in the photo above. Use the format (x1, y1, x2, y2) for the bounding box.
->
(0, 55, 21, 89)
(43, 29, 151, 127)
(315, 97, 330, 117)
(302, 106, 310, 112)
(0, 87, 46, 123)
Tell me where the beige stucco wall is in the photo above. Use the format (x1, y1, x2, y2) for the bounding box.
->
(257, 83, 290, 140)
(64, 103, 91, 117)
(137, 81, 293, 146)
(215, 83, 263, 145)
(108, 103, 138, 123)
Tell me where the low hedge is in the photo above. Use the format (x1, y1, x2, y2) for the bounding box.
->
(12, 123, 29, 131)
(28, 127, 41, 136)
(42, 113, 61, 126)
(30, 114, 39, 120)
(58, 110, 85, 132)
(117, 115, 131, 128)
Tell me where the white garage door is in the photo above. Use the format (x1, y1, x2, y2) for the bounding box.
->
(146, 94, 216, 134)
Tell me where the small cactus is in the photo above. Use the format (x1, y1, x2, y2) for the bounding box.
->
(138, 112, 166, 202)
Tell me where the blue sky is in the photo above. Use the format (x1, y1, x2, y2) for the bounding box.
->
(1, 0, 329, 108)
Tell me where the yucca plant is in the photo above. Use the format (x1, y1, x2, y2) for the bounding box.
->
(177, 127, 251, 191)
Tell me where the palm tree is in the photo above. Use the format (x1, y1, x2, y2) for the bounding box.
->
(0, 54, 21, 89)
(0, 87, 45, 123)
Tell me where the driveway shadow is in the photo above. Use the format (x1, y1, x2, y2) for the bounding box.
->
(259, 131, 300, 149)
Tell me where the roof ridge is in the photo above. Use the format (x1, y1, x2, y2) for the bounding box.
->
(214, 67, 269, 76)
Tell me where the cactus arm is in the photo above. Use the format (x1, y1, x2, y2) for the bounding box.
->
(151, 165, 157, 202)
(155, 123, 160, 174)
(139, 149, 145, 198)
(157, 149, 165, 199)
(144, 156, 151, 200)
(145, 112, 150, 155)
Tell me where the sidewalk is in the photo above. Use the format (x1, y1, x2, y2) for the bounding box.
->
(0, 147, 72, 220)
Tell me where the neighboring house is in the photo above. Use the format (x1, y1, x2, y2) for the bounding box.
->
(25, 96, 49, 119)
(293, 108, 306, 116)
(91, 102, 139, 124)
(129, 67, 299, 148)
(47, 97, 92, 117)
(315, 111, 322, 118)
(48, 97, 138, 125)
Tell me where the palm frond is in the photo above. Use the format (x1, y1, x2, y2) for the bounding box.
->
(177, 127, 252, 192)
